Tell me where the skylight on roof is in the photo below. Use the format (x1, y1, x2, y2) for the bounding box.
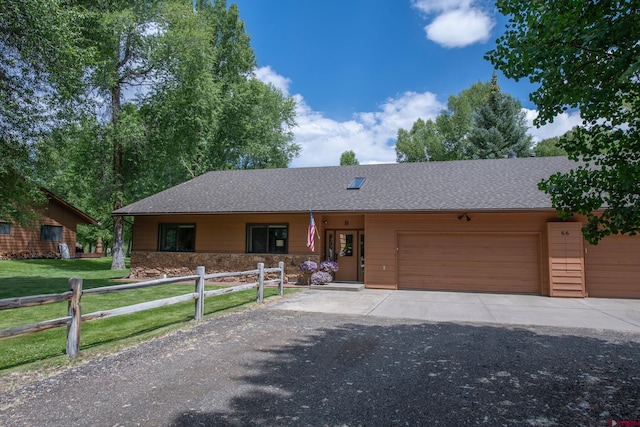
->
(347, 177, 366, 190)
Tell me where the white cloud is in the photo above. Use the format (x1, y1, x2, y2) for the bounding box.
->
(290, 91, 443, 168)
(254, 66, 292, 96)
(411, 0, 494, 48)
(425, 9, 495, 48)
(411, 0, 472, 14)
(254, 68, 580, 168)
(253, 65, 443, 168)
(524, 109, 583, 142)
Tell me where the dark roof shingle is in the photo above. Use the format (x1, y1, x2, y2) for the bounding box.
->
(114, 157, 578, 215)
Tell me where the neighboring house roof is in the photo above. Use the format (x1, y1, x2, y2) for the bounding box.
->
(43, 189, 99, 225)
(113, 157, 580, 216)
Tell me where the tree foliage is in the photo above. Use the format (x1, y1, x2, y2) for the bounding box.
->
(73, 0, 166, 269)
(27, 0, 298, 267)
(533, 134, 570, 158)
(0, 0, 88, 224)
(467, 73, 532, 159)
(395, 119, 446, 162)
(396, 75, 530, 162)
(436, 80, 492, 159)
(487, 0, 640, 243)
(144, 0, 297, 184)
(339, 150, 359, 165)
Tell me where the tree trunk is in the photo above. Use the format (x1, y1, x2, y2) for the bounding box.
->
(110, 84, 126, 270)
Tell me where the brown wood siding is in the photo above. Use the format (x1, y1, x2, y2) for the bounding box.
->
(397, 232, 541, 294)
(364, 212, 555, 293)
(0, 202, 78, 255)
(132, 213, 313, 255)
(585, 235, 640, 298)
(547, 222, 585, 297)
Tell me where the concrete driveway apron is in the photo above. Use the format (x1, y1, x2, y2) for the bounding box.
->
(270, 289, 640, 332)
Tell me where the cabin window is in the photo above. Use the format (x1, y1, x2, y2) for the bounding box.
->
(0, 222, 11, 235)
(247, 224, 288, 254)
(41, 225, 63, 242)
(158, 224, 196, 252)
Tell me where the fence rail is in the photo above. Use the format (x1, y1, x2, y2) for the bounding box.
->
(0, 262, 285, 357)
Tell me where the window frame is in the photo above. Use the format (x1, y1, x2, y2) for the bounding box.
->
(246, 224, 289, 254)
(0, 222, 11, 236)
(158, 223, 196, 252)
(40, 225, 63, 242)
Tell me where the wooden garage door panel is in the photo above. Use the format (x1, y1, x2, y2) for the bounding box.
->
(586, 235, 640, 298)
(398, 233, 540, 294)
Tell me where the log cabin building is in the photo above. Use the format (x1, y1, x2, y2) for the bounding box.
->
(1, 189, 97, 259)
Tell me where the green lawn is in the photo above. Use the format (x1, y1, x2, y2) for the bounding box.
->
(0, 258, 298, 371)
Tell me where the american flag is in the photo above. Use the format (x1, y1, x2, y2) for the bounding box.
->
(307, 212, 318, 252)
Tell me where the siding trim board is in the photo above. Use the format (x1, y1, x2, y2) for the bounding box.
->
(547, 223, 586, 298)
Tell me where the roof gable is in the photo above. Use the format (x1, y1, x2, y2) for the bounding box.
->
(44, 189, 98, 225)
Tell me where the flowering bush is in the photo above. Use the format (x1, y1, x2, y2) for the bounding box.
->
(311, 271, 333, 285)
(299, 260, 318, 273)
(319, 260, 339, 273)
(298, 260, 338, 285)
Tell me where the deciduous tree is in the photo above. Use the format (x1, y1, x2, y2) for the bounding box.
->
(145, 0, 297, 181)
(395, 119, 446, 162)
(0, 0, 88, 224)
(486, 0, 640, 243)
(340, 150, 359, 166)
(533, 135, 569, 158)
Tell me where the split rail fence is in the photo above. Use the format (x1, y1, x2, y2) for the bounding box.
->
(0, 262, 284, 357)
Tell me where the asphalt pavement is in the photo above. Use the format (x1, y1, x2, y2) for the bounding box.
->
(1, 291, 639, 426)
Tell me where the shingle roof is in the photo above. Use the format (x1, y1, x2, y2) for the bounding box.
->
(113, 157, 579, 215)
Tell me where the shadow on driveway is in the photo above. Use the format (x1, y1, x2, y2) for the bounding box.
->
(3, 309, 639, 426)
(170, 313, 640, 426)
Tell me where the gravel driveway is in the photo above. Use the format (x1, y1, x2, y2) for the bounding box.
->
(1, 300, 639, 426)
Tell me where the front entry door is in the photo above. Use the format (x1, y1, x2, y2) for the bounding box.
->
(325, 230, 364, 282)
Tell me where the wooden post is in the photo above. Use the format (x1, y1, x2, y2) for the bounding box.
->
(278, 261, 285, 296)
(66, 277, 82, 358)
(257, 263, 264, 303)
(195, 266, 205, 321)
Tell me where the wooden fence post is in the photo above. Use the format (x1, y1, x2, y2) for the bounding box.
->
(278, 261, 285, 296)
(257, 263, 264, 303)
(195, 266, 205, 321)
(66, 277, 82, 358)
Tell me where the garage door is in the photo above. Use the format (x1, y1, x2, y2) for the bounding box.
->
(397, 232, 541, 294)
(586, 235, 640, 298)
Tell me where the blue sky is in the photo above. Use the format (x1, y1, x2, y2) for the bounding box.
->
(233, 0, 581, 167)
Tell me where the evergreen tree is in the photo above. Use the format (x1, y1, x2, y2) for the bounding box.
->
(467, 73, 532, 159)
(395, 79, 492, 162)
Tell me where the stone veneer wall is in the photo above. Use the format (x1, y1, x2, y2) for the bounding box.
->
(129, 251, 321, 284)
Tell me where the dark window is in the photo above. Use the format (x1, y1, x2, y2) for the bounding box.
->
(0, 222, 11, 235)
(247, 224, 288, 254)
(159, 224, 195, 252)
(41, 225, 63, 241)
